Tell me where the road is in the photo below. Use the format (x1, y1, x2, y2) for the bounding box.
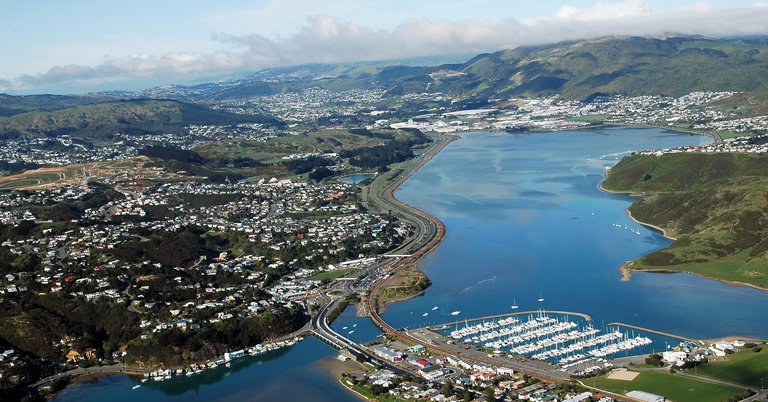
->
(308, 133, 570, 382)
(32, 364, 153, 387)
(309, 293, 415, 377)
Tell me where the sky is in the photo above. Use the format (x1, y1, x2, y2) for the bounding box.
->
(2, 0, 768, 94)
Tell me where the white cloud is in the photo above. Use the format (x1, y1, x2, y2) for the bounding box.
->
(755, 1, 768, 7)
(3, 1, 768, 92)
(537, 0, 655, 22)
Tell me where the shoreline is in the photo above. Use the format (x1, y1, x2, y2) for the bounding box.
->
(598, 183, 768, 292)
(367, 133, 457, 313)
(603, 122, 722, 143)
(37, 134, 456, 400)
(620, 264, 768, 292)
(338, 378, 373, 402)
(625, 206, 677, 240)
(43, 370, 143, 401)
(39, 334, 306, 399)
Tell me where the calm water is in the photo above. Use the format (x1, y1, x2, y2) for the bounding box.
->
(387, 128, 768, 339)
(58, 127, 768, 401)
(53, 337, 363, 402)
(338, 173, 375, 184)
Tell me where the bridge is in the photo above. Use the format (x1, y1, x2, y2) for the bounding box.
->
(309, 294, 413, 377)
(310, 134, 569, 382)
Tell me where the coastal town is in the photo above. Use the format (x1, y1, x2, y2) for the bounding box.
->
(0, 90, 766, 170)
(1, 83, 767, 401)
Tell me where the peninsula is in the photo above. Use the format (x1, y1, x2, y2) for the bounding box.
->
(601, 141, 768, 289)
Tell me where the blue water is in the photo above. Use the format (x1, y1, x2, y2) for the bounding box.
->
(52, 337, 362, 402)
(338, 173, 374, 184)
(57, 127, 768, 401)
(386, 128, 768, 339)
(330, 305, 384, 344)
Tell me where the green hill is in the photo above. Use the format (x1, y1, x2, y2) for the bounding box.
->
(417, 36, 768, 100)
(0, 93, 116, 117)
(601, 152, 768, 289)
(0, 99, 279, 140)
(209, 36, 768, 110)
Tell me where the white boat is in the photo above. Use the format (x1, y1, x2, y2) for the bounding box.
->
(342, 326, 348, 330)
(537, 293, 545, 302)
(423, 312, 429, 317)
(451, 311, 461, 316)
(432, 306, 439, 311)
(348, 330, 355, 334)
(132, 385, 141, 390)
(511, 299, 519, 309)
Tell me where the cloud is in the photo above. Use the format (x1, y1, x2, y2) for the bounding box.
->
(3, 1, 768, 92)
(531, 0, 654, 22)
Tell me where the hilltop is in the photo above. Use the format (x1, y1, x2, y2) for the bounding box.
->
(0, 98, 279, 141)
(195, 36, 768, 106)
(2, 36, 767, 144)
(426, 36, 768, 100)
(601, 152, 768, 289)
(0, 93, 118, 117)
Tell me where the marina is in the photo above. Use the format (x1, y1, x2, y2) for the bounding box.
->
(52, 128, 768, 402)
(428, 310, 671, 373)
(143, 336, 303, 382)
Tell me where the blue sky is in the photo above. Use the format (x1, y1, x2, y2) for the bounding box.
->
(2, 0, 767, 94)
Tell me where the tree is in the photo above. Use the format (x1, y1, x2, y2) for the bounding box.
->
(484, 386, 497, 401)
(442, 380, 454, 396)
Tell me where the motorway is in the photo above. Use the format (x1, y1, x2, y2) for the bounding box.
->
(309, 293, 414, 377)
(309, 133, 569, 382)
(365, 134, 453, 257)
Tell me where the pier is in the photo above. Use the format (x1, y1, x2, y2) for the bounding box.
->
(607, 322, 704, 346)
(427, 310, 592, 330)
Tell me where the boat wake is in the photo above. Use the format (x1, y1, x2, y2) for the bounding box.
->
(477, 275, 497, 285)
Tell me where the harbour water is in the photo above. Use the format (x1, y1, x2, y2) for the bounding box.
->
(52, 337, 363, 402)
(387, 128, 768, 339)
(56, 127, 768, 401)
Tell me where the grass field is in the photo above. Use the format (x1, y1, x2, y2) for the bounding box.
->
(377, 264, 430, 308)
(687, 347, 768, 388)
(198, 128, 412, 164)
(591, 371, 744, 402)
(309, 268, 357, 281)
(630, 255, 768, 289)
(0, 173, 61, 189)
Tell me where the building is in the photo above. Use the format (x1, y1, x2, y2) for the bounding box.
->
(627, 390, 665, 402)
(563, 392, 592, 402)
(373, 346, 403, 362)
(224, 349, 245, 362)
(419, 365, 443, 380)
(661, 351, 688, 366)
(408, 344, 426, 354)
(412, 359, 432, 369)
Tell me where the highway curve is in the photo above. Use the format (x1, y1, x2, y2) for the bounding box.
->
(361, 133, 568, 382)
